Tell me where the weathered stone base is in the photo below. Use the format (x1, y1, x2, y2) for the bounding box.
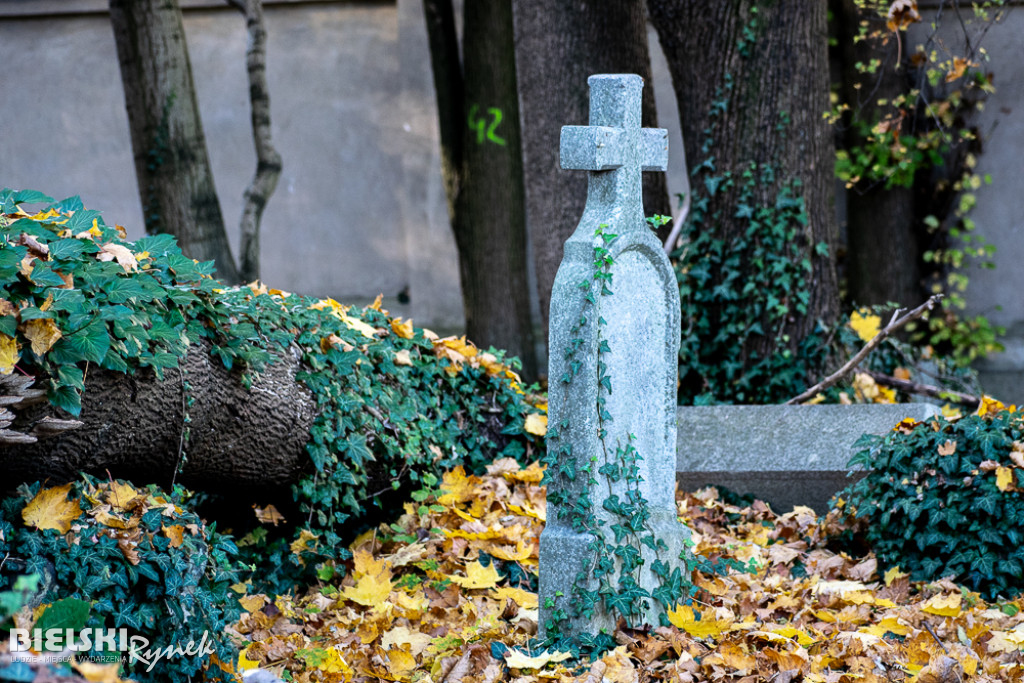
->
(538, 509, 690, 640)
(675, 403, 940, 513)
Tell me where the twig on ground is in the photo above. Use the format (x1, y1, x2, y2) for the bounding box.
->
(860, 368, 981, 410)
(786, 294, 943, 405)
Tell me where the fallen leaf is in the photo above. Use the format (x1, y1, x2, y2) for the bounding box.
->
(996, 466, 1015, 492)
(667, 605, 732, 638)
(253, 504, 285, 526)
(390, 317, 414, 339)
(503, 649, 572, 670)
(394, 349, 413, 366)
(162, 525, 185, 548)
(524, 413, 547, 436)
(22, 484, 83, 533)
(849, 309, 881, 342)
(922, 592, 962, 617)
(447, 560, 501, 589)
(97, 243, 138, 273)
(0, 333, 19, 374)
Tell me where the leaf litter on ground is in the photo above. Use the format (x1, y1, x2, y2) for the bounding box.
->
(232, 460, 1024, 682)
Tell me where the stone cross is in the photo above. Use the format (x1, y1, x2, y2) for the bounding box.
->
(538, 74, 689, 639)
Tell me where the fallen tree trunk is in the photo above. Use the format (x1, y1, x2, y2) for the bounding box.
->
(2, 341, 317, 495)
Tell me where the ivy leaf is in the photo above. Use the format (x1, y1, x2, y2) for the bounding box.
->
(61, 319, 110, 364)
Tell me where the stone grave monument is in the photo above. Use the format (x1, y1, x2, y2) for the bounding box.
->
(538, 74, 690, 639)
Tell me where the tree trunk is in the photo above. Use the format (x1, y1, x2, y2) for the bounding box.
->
(834, 0, 921, 308)
(423, 0, 538, 380)
(2, 342, 317, 496)
(109, 0, 241, 284)
(648, 0, 840, 354)
(512, 0, 670, 346)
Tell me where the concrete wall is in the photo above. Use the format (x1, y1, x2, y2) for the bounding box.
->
(912, 6, 1024, 402)
(0, 0, 464, 331)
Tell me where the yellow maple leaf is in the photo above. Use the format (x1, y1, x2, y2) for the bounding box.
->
(21, 317, 61, 356)
(343, 550, 393, 607)
(237, 646, 260, 672)
(341, 313, 378, 339)
(162, 525, 185, 548)
(390, 317, 414, 339)
(849, 308, 881, 342)
(0, 333, 19, 374)
(492, 586, 539, 610)
(921, 592, 962, 617)
(860, 617, 911, 637)
(976, 395, 1008, 417)
(448, 560, 501, 589)
(318, 648, 351, 675)
(22, 483, 83, 533)
(104, 481, 141, 509)
(996, 466, 1015, 492)
(289, 528, 319, 557)
(385, 648, 418, 678)
(667, 605, 732, 639)
(524, 413, 547, 436)
(770, 625, 817, 646)
(437, 466, 476, 505)
(504, 649, 572, 669)
(238, 594, 268, 613)
(883, 565, 907, 586)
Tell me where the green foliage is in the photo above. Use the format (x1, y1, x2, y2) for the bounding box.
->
(674, 160, 830, 404)
(837, 408, 1024, 599)
(0, 188, 278, 417)
(830, 2, 1006, 366)
(1, 188, 541, 595)
(0, 476, 241, 682)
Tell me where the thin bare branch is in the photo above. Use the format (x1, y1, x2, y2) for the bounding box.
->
(860, 367, 980, 409)
(786, 294, 943, 405)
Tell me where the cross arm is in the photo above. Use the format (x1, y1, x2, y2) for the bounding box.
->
(560, 126, 624, 171)
(640, 128, 668, 172)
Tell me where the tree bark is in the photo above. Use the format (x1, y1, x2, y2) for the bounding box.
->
(512, 0, 670, 345)
(109, 0, 241, 284)
(648, 0, 840, 353)
(228, 0, 282, 284)
(1, 342, 317, 496)
(834, 0, 921, 307)
(423, 0, 538, 379)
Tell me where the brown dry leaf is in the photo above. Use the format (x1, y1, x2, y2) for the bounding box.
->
(97, 243, 138, 273)
(22, 483, 83, 533)
(937, 440, 956, 456)
(886, 0, 921, 32)
(254, 504, 286, 526)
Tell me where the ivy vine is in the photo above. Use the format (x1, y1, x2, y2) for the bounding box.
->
(540, 224, 740, 655)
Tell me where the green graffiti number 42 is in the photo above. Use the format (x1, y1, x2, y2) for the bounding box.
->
(468, 104, 506, 146)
